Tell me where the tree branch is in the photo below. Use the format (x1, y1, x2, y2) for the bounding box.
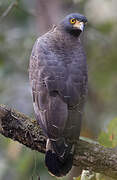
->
(0, 104, 117, 179)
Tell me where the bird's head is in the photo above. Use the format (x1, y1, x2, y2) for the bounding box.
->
(59, 13, 88, 37)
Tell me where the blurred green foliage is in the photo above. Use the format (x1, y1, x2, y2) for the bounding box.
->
(0, 0, 117, 180)
(99, 117, 117, 148)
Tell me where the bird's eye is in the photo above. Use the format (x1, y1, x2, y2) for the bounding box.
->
(70, 18, 76, 24)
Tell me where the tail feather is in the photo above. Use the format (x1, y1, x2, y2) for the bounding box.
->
(45, 139, 74, 177)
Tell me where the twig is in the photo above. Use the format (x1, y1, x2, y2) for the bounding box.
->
(0, 0, 18, 23)
(0, 104, 117, 179)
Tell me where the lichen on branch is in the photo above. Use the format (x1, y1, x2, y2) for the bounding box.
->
(0, 104, 117, 179)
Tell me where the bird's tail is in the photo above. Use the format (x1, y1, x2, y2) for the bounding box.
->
(45, 138, 74, 177)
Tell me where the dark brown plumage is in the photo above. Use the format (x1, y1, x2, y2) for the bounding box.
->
(29, 13, 88, 177)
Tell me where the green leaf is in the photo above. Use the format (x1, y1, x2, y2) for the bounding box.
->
(98, 118, 117, 147)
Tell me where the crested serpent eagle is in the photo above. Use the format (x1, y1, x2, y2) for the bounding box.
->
(29, 13, 88, 177)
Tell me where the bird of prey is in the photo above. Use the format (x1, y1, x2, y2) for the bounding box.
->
(29, 13, 88, 177)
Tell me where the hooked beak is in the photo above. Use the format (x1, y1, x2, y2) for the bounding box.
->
(73, 21, 85, 32)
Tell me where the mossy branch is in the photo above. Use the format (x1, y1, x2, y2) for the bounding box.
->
(0, 104, 117, 179)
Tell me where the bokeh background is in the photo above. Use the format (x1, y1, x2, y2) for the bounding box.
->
(0, 0, 117, 180)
